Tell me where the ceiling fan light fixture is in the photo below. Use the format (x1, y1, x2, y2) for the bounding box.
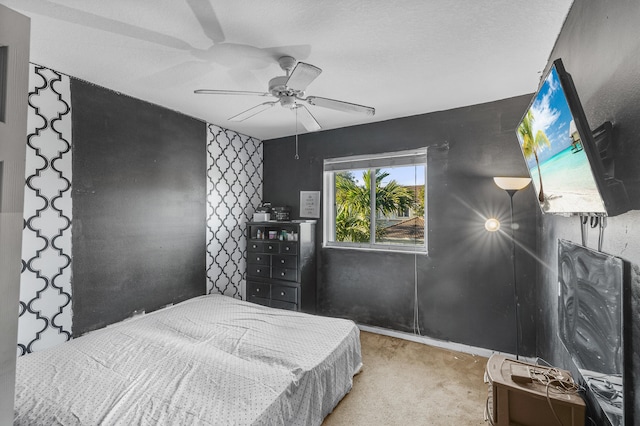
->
(280, 96, 297, 109)
(268, 76, 289, 96)
(196, 56, 376, 130)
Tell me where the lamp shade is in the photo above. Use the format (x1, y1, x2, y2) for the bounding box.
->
(493, 177, 531, 191)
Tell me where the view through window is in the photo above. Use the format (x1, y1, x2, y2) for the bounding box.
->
(323, 149, 427, 253)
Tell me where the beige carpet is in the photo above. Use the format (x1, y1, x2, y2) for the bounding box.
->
(323, 331, 489, 426)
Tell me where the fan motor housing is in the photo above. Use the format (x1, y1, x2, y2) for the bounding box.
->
(269, 76, 302, 101)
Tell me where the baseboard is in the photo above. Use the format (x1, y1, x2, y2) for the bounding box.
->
(357, 324, 536, 363)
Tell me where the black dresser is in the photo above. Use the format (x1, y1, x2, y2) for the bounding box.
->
(246, 221, 316, 312)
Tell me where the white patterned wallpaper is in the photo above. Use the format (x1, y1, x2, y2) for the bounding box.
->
(206, 124, 263, 298)
(18, 66, 263, 354)
(19, 64, 73, 355)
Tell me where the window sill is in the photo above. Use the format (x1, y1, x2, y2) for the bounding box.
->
(322, 243, 428, 256)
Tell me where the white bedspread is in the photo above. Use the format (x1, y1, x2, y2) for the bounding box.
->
(14, 294, 362, 425)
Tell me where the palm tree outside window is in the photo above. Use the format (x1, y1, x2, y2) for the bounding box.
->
(323, 149, 427, 254)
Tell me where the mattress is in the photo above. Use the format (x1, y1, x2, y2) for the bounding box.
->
(14, 294, 362, 425)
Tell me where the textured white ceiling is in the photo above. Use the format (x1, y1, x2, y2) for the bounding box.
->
(1, 0, 573, 140)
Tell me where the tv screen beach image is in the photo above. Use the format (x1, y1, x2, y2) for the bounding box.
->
(516, 65, 606, 214)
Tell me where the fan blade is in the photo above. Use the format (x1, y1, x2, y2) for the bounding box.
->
(228, 102, 277, 122)
(295, 105, 322, 132)
(286, 62, 322, 91)
(194, 89, 272, 96)
(185, 0, 225, 44)
(305, 96, 375, 116)
(11, 2, 194, 51)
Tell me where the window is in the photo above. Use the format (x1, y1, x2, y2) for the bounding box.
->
(323, 148, 427, 253)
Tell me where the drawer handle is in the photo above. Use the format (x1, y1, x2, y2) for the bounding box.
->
(256, 269, 261, 273)
(280, 291, 285, 296)
(256, 257, 261, 261)
(256, 288, 260, 292)
(280, 272, 285, 277)
(252, 244, 257, 249)
(285, 247, 290, 251)
(268, 245, 273, 250)
(280, 259, 285, 264)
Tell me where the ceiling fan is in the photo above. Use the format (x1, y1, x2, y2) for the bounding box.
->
(194, 56, 375, 132)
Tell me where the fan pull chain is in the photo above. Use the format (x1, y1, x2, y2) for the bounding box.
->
(295, 106, 300, 160)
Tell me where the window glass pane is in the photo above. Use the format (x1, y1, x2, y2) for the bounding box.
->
(375, 165, 425, 246)
(323, 148, 428, 254)
(334, 169, 371, 243)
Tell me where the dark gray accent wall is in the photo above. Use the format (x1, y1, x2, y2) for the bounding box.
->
(71, 80, 206, 335)
(534, 1, 640, 424)
(263, 95, 539, 355)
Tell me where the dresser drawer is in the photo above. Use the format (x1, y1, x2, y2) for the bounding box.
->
(247, 241, 265, 252)
(263, 242, 279, 253)
(270, 299, 297, 311)
(247, 281, 270, 298)
(246, 221, 315, 314)
(280, 242, 297, 254)
(247, 264, 270, 278)
(248, 295, 270, 307)
(272, 254, 297, 269)
(247, 252, 270, 265)
(271, 285, 297, 303)
(272, 267, 297, 282)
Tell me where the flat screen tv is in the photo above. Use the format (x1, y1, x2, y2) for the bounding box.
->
(515, 58, 628, 216)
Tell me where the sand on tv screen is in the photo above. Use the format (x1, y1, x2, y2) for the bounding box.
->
(516, 64, 606, 215)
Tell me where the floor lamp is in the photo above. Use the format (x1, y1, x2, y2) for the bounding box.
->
(493, 176, 531, 360)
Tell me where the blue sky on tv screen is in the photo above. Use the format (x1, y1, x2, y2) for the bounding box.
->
(519, 65, 575, 167)
(516, 63, 606, 214)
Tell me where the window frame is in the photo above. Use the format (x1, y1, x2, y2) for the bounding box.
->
(322, 148, 428, 254)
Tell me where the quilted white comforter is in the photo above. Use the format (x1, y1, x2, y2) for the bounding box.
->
(14, 294, 362, 425)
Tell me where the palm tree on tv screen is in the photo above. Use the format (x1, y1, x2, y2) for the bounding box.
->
(335, 170, 413, 242)
(519, 110, 550, 202)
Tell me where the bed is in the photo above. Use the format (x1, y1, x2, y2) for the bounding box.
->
(14, 294, 362, 425)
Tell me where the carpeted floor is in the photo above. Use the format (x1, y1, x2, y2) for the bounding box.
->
(323, 331, 489, 426)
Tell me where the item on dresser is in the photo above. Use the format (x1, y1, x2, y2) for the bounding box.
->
(246, 221, 316, 312)
(272, 206, 291, 221)
(253, 212, 270, 221)
(484, 354, 585, 426)
(253, 202, 272, 221)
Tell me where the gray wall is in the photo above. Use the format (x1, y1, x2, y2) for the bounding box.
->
(0, 4, 29, 423)
(535, 1, 640, 424)
(263, 95, 539, 355)
(71, 80, 207, 335)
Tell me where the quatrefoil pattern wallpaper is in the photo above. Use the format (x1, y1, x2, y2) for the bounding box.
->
(206, 125, 263, 298)
(19, 64, 73, 355)
(18, 64, 264, 354)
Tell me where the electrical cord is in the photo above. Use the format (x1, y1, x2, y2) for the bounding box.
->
(411, 164, 421, 336)
(580, 214, 588, 246)
(413, 252, 421, 335)
(597, 216, 606, 251)
(579, 214, 607, 251)
(535, 358, 603, 425)
(484, 393, 495, 425)
(528, 366, 581, 426)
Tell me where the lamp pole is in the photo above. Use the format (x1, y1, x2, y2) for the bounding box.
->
(506, 189, 520, 360)
(492, 177, 531, 361)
